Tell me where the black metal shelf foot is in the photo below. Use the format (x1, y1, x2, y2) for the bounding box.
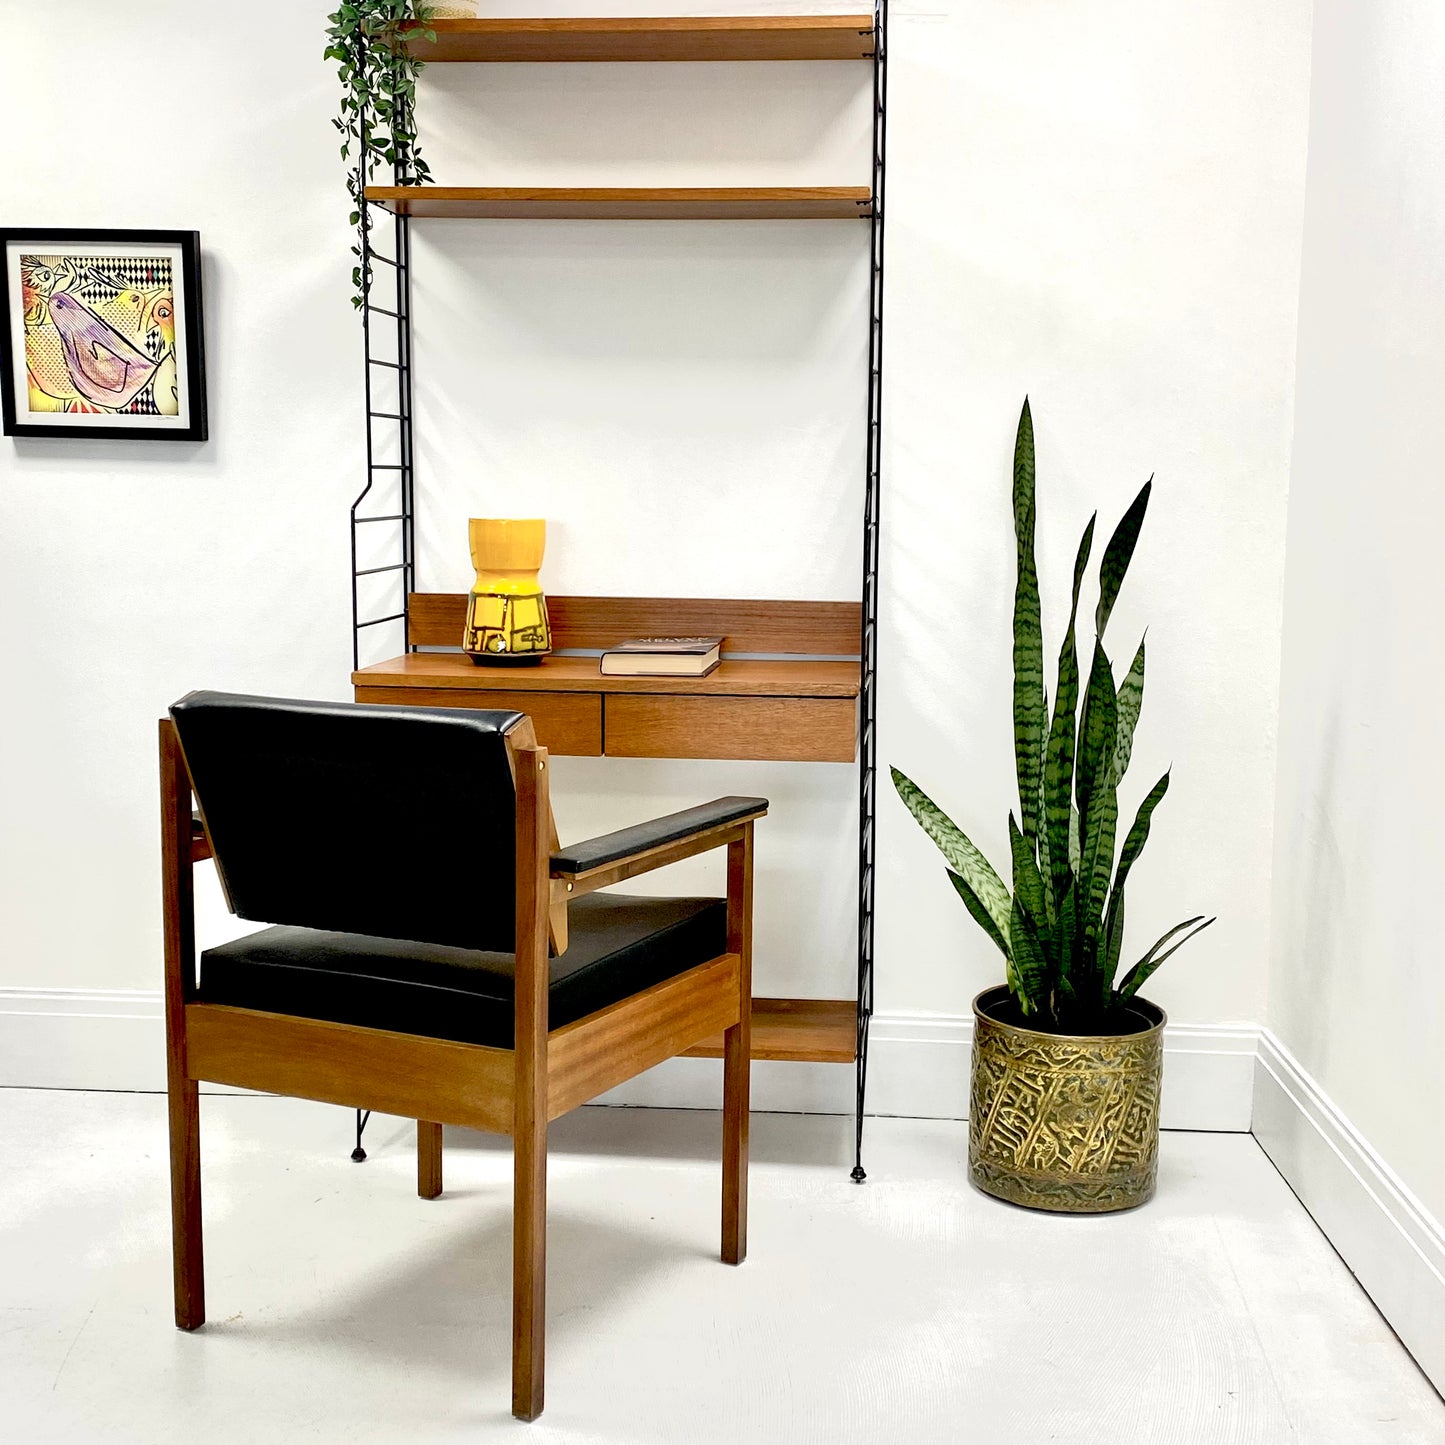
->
(351, 1108, 371, 1162)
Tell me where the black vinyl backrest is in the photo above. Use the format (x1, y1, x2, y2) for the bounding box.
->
(171, 691, 526, 952)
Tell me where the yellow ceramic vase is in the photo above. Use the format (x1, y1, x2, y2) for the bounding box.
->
(463, 518, 553, 665)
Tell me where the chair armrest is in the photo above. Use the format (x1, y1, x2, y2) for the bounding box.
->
(551, 796, 767, 885)
(190, 811, 213, 863)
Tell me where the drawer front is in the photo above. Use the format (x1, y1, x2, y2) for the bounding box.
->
(353, 686, 602, 756)
(604, 695, 857, 763)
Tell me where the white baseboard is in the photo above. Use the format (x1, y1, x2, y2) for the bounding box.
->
(598, 1012, 1258, 1130)
(0, 988, 169, 1092)
(1253, 1030, 1445, 1393)
(0, 988, 1258, 1131)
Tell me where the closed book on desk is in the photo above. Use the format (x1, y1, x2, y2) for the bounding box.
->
(600, 637, 723, 677)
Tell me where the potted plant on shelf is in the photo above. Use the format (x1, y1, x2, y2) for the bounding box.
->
(891, 400, 1214, 1214)
(324, 2, 438, 308)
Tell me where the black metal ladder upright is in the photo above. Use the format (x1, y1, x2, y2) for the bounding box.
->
(346, 41, 418, 1161)
(349, 199, 415, 675)
(852, 0, 888, 1184)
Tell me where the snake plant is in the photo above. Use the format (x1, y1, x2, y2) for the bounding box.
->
(892, 400, 1214, 1032)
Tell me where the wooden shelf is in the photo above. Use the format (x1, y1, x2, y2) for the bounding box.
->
(354, 652, 859, 699)
(403, 15, 875, 64)
(365, 186, 872, 220)
(682, 997, 857, 1063)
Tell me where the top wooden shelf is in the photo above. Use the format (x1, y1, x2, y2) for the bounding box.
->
(366, 186, 870, 220)
(404, 15, 876, 63)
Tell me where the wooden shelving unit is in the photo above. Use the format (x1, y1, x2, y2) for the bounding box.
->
(404, 15, 876, 65)
(347, 12, 887, 1170)
(366, 185, 871, 221)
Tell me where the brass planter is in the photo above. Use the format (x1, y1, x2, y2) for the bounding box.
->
(968, 985, 1165, 1214)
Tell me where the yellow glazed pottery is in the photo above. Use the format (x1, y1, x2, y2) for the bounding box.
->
(463, 518, 552, 665)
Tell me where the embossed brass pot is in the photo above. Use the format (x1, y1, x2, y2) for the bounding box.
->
(969, 985, 1165, 1213)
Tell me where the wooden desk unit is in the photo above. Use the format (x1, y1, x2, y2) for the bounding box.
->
(353, 593, 863, 764)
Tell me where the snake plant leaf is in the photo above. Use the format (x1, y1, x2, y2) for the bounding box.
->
(1052, 968, 1079, 1017)
(1037, 727, 1054, 908)
(1108, 638, 1146, 788)
(1114, 769, 1171, 897)
(1012, 399, 1046, 847)
(946, 868, 1012, 963)
(1103, 885, 1127, 992)
(1056, 876, 1078, 997)
(1075, 640, 1119, 832)
(891, 767, 1012, 942)
(1080, 778, 1118, 998)
(1008, 891, 1049, 1014)
(1009, 812, 1052, 931)
(1099, 769, 1170, 993)
(1043, 513, 1095, 904)
(1068, 806, 1081, 873)
(1116, 915, 1215, 1002)
(1095, 478, 1152, 638)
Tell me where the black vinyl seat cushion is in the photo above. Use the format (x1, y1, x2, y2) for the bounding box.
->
(198, 892, 728, 1048)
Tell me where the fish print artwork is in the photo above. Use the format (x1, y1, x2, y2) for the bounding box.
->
(21, 253, 177, 416)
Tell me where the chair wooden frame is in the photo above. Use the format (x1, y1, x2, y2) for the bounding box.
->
(160, 714, 760, 1421)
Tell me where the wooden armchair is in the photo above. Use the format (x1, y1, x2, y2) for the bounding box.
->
(160, 690, 765, 1421)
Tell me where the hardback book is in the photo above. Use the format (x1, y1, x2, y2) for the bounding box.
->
(599, 636, 723, 677)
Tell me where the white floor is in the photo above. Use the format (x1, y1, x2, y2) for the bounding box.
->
(1, 1091, 1441, 1445)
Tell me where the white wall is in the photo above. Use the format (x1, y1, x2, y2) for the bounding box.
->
(1268, 0, 1445, 1225)
(1, 2, 1310, 1108)
(0, 1, 363, 993)
(876, 0, 1311, 1028)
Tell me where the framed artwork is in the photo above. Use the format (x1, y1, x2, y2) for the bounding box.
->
(1, 228, 207, 441)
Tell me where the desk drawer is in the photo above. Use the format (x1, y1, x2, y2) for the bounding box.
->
(604, 694, 856, 763)
(353, 686, 602, 757)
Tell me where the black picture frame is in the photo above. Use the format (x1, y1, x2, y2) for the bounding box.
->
(0, 228, 207, 442)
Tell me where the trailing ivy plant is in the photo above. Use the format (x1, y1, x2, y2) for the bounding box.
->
(891, 400, 1214, 1033)
(324, 2, 437, 308)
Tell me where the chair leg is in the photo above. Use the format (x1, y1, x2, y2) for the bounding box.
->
(417, 1121, 443, 1200)
(722, 1020, 750, 1265)
(512, 1118, 547, 1421)
(168, 1075, 205, 1329)
(722, 828, 753, 1266)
